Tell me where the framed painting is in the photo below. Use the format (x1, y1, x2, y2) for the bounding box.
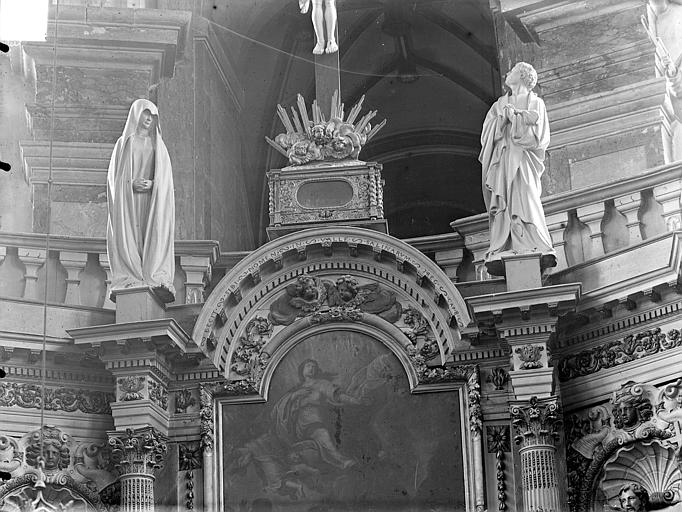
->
(216, 328, 473, 512)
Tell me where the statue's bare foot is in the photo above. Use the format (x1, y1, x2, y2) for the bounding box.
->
(313, 41, 325, 55)
(325, 40, 338, 54)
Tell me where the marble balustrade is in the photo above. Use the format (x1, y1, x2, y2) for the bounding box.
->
(0, 235, 221, 308)
(408, 161, 682, 281)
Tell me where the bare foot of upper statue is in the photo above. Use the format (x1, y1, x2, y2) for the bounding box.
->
(313, 41, 325, 55)
(325, 40, 338, 54)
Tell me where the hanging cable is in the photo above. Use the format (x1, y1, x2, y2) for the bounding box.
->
(37, 0, 59, 481)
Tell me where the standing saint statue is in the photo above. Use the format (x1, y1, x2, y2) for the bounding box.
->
(479, 61, 555, 275)
(106, 98, 176, 303)
(300, 0, 338, 55)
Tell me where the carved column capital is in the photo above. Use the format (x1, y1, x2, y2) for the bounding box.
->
(108, 427, 168, 477)
(510, 395, 562, 448)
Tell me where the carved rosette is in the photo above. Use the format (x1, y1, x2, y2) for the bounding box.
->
(108, 427, 167, 477)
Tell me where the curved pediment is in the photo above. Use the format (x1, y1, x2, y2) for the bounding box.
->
(192, 227, 471, 380)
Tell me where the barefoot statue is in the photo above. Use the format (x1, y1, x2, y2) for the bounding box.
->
(300, 0, 338, 55)
(480, 62, 555, 275)
(106, 99, 176, 303)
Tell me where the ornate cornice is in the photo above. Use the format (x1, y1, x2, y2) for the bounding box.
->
(558, 327, 682, 381)
(0, 382, 113, 415)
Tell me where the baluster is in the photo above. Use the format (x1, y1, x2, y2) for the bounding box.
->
(59, 251, 89, 305)
(575, 203, 606, 260)
(545, 211, 569, 272)
(99, 253, 115, 309)
(17, 248, 46, 300)
(613, 193, 643, 245)
(653, 179, 682, 231)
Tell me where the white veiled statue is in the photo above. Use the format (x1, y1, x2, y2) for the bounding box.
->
(480, 62, 556, 275)
(106, 98, 175, 302)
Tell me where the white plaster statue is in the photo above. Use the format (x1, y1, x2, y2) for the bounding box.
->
(106, 99, 175, 303)
(300, 0, 338, 55)
(479, 61, 555, 274)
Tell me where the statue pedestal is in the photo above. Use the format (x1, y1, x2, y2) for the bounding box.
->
(111, 286, 166, 323)
(266, 160, 388, 240)
(503, 252, 542, 291)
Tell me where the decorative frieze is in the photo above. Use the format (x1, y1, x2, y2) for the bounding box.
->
(0, 382, 113, 414)
(558, 328, 682, 381)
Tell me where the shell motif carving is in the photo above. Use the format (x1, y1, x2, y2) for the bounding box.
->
(598, 440, 681, 509)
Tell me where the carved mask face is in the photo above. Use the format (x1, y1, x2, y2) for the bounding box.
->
(618, 402, 638, 428)
(619, 489, 642, 512)
(43, 443, 61, 470)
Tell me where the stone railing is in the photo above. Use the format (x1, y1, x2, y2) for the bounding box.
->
(423, 162, 682, 281)
(0, 233, 220, 309)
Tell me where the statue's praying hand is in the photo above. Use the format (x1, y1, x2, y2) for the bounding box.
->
(300, 0, 338, 55)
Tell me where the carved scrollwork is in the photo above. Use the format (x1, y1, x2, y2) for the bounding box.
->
(230, 317, 273, 387)
(558, 328, 682, 381)
(0, 383, 112, 414)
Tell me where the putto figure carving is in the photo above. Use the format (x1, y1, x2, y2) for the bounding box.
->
(300, 0, 338, 55)
(106, 98, 175, 303)
(480, 62, 556, 275)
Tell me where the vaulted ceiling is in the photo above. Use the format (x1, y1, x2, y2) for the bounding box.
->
(205, 0, 500, 241)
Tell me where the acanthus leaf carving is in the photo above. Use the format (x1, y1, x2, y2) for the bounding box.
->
(0, 383, 112, 415)
(558, 328, 682, 381)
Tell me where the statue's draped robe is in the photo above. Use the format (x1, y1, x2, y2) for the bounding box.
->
(106, 99, 175, 297)
(479, 92, 554, 261)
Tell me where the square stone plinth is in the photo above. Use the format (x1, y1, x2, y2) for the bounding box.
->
(501, 253, 542, 291)
(111, 286, 166, 323)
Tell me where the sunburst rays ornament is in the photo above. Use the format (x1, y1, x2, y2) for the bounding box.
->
(266, 90, 386, 166)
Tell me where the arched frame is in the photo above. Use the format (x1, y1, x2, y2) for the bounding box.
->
(211, 319, 485, 512)
(193, 226, 472, 378)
